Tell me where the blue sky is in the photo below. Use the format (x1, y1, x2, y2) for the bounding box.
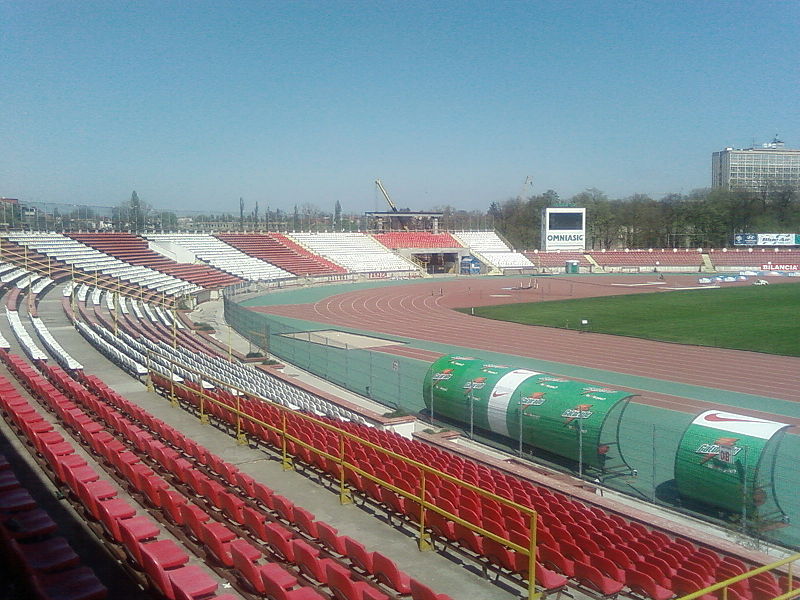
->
(2, 1, 798, 214)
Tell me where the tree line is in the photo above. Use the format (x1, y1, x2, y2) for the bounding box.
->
(488, 187, 800, 250)
(9, 186, 799, 250)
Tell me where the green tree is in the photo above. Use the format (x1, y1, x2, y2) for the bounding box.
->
(113, 191, 149, 231)
(334, 200, 342, 230)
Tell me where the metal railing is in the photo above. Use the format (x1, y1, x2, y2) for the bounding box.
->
(677, 553, 798, 600)
(146, 354, 542, 600)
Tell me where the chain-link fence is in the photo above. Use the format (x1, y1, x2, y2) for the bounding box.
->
(223, 296, 429, 415)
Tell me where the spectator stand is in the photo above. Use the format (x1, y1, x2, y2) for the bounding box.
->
(146, 363, 544, 600)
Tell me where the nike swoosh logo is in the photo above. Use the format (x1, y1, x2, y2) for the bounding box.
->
(492, 391, 508, 398)
(704, 413, 768, 423)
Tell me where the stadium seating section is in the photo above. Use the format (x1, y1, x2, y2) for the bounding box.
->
(217, 233, 346, 276)
(289, 233, 418, 273)
(0, 231, 797, 600)
(524, 251, 591, 268)
(453, 232, 534, 269)
(144, 233, 293, 282)
(588, 250, 704, 268)
(71, 232, 244, 289)
(707, 248, 800, 267)
(373, 233, 462, 249)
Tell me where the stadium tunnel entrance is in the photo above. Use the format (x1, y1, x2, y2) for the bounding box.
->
(394, 249, 471, 274)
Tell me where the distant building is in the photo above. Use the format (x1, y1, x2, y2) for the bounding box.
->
(712, 138, 800, 192)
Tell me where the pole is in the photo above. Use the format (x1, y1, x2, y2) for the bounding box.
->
(396, 362, 400, 405)
(519, 402, 524, 458)
(527, 511, 540, 600)
(429, 377, 434, 425)
(70, 264, 76, 313)
(469, 383, 475, 440)
(652, 424, 657, 502)
(742, 446, 748, 535)
(577, 412, 584, 480)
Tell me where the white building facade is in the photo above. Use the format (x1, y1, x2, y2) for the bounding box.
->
(712, 139, 800, 192)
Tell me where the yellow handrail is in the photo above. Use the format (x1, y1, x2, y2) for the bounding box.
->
(0, 241, 179, 308)
(677, 553, 798, 600)
(148, 355, 541, 599)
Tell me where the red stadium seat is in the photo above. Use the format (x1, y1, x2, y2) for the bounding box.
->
(574, 560, 624, 597)
(231, 538, 297, 594)
(671, 574, 716, 600)
(409, 577, 455, 600)
(535, 561, 568, 593)
(199, 521, 238, 567)
(538, 544, 574, 578)
(272, 494, 296, 523)
(291, 539, 336, 584)
(9, 536, 80, 573)
(603, 548, 633, 571)
(316, 521, 347, 556)
(591, 554, 625, 583)
(265, 522, 296, 562)
(30, 566, 108, 600)
(626, 569, 674, 600)
(262, 566, 327, 600)
(242, 505, 270, 541)
(343, 535, 375, 575)
(293, 506, 318, 539)
(325, 562, 389, 600)
(373, 551, 412, 594)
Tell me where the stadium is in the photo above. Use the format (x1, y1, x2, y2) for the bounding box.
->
(0, 224, 798, 600)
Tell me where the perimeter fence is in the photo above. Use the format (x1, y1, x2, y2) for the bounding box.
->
(223, 296, 429, 415)
(223, 295, 800, 551)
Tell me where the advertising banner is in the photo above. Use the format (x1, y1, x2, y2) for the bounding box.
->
(761, 263, 799, 271)
(734, 233, 798, 246)
(674, 410, 790, 515)
(757, 233, 796, 246)
(733, 234, 757, 246)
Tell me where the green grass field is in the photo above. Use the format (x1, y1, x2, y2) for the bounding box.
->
(459, 282, 800, 356)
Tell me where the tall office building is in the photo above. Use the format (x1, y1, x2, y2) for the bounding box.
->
(712, 138, 800, 192)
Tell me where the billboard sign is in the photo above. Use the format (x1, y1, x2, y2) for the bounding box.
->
(733, 234, 757, 246)
(758, 233, 796, 246)
(542, 207, 586, 251)
(736, 233, 798, 246)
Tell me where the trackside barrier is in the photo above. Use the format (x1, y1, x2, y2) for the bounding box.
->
(147, 356, 542, 600)
(677, 553, 798, 600)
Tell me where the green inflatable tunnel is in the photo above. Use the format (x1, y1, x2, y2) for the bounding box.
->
(675, 410, 790, 521)
(423, 355, 634, 472)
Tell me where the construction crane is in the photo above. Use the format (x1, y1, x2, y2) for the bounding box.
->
(375, 179, 409, 230)
(375, 179, 398, 212)
(517, 176, 534, 202)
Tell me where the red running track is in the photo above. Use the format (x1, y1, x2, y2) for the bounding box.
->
(252, 274, 800, 426)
